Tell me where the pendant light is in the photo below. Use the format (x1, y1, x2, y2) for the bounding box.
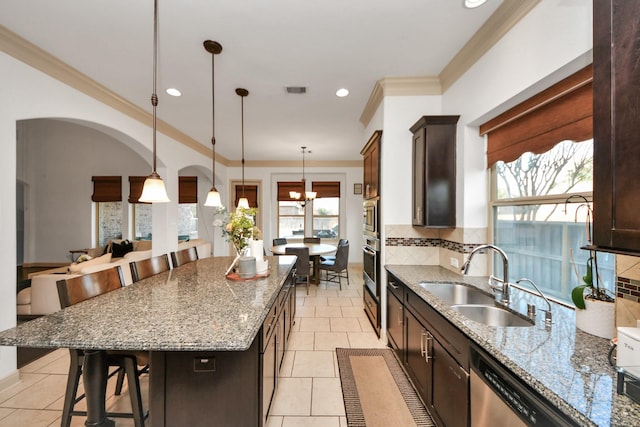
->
(236, 88, 250, 209)
(289, 146, 316, 206)
(139, 0, 170, 203)
(203, 40, 223, 207)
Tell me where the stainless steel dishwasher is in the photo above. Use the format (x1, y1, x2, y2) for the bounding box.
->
(470, 344, 578, 426)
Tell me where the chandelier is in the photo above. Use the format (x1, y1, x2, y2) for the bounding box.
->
(289, 146, 316, 205)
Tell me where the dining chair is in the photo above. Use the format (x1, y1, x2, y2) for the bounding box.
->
(320, 238, 348, 262)
(285, 246, 311, 294)
(170, 246, 198, 268)
(273, 238, 287, 246)
(317, 241, 350, 290)
(56, 266, 148, 427)
(130, 253, 171, 282)
(303, 237, 321, 243)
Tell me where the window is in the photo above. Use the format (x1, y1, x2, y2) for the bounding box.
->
(92, 176, 122, 246)
(129, 176, 152, 240)
(277, 182, 305, 238)
(312, 181, 340, 240)
(178, 176, 198, 240)
(492, 140, 614, 303)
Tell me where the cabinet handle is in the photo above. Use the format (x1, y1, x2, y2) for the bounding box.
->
(397, 311, 403, 326)
(422, 331, 433, 362)
(449, 365, 462, 381)
(389, 281, 399, 290)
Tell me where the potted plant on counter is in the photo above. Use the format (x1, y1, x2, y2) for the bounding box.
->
(566, 196, 615, 339)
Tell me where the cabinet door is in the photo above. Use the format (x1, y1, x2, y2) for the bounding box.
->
(430, 338, 469, 427)
(387, 291, 404, 360)
(425, 125, 456, 227)
(262, 330, 276, 424)
(370, 142, 379, 199)
(593, 0, 640, 253)
(405, 309, 432, 403)
(412, 130, 425, 226)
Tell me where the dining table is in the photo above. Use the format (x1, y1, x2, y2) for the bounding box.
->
(0, 255, 296, 427)
(270, 242, 337, 284)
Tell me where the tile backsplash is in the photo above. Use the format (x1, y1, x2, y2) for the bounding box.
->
(616, 255, 640, 328)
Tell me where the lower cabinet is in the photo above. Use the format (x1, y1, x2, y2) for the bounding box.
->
(387, 272, 470, 427)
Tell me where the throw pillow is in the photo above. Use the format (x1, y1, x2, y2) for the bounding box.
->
(69, 253, 112, 273)
(111, 240, 134, 258)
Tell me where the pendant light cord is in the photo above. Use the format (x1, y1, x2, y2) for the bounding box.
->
(241, 94, 245, 198)
(211, 51, 216, 183)
(151, 0, 159, 173)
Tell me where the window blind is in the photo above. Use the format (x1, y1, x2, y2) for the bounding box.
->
(179, 176, 198, 204)
(481, 64, 593, 167)
(91, 176, 122, 202)
(312, 181, 340, 198)
(235, 185, 258, 208)
(277, 181, 305, 201)
(128, 176, 149, 204)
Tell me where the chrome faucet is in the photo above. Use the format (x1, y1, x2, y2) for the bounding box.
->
(461, 244, 510, 304)
(516, 278, 553, 325)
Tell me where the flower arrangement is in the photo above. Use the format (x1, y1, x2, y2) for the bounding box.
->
(214, 206, 260, 254)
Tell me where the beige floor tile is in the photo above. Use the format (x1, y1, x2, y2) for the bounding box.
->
(288, 331, 315, 351)
(311, 378, 345, 416)
(0, 408, 15, 420)
(336, 289, 361, 298)
(0, 375, 67, 409)
(281, 416, 341, 427)
(266, 415, 284, 427)
(295, 306, 316, 318)
(303, 297, 329, 307)
(269, 377, 312, 416)
(315, 306, 343, 318)
(358, 317, 376, 333)
(341, 306, 366, 318)
(18, 350, 67, 374)
(32, 354, 70, 376)
(327, 297, 353, 307)
(299, 318, 331, 332)
(314, 332, 350, 351)
(347, 332, 385, 349)
(0, 373, 49, 405)
(330, 318, 362, 332)
(349, 297, 362, 306)
(291, 351, 335, 378)
(0, 408, 59, 427)
(315, 289, 339, 297)
(339, 416, 347, 427)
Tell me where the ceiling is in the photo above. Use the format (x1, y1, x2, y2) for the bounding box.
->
(0, 0, 504, 163)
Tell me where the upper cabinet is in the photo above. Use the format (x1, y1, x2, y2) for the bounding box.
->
(593, 0, 640, 254)
(361, 130, 382, 200)
(410, 116, 459, 228)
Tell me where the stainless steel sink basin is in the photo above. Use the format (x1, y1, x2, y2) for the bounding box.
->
(419, 282, 495, 306)
(451, 304, 534, 327)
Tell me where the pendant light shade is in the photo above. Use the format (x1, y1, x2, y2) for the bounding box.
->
(140, 0, 170, 203)
(236, 88, 250, 209)
(203, 40, 223, 207)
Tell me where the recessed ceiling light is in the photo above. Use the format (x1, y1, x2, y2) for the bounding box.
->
(464, 0, 487, 8)
(336, 88, 349, 98)
(166, 88, 182, 97)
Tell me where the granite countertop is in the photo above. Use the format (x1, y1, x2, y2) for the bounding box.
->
(0, 256, 295, 352)
(385, 265, 640, 427)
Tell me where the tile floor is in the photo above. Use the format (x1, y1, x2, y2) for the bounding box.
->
(0, 265, 385, 427)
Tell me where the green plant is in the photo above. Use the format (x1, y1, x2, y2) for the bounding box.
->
(215, 206, 258, 253)
(570, 251, 614, 309)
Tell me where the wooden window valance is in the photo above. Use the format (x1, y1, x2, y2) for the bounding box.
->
(128, 176, 149, 204)
(179, 176, 198, 204)
(278, 181, 305, 201)
(480, 64, 593, 167)
(312, 181, 340, 198)
(235, 185, 258, 208)
(91, 176, 122, 202)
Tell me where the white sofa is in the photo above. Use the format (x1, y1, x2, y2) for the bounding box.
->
(17, 239, 212, 317)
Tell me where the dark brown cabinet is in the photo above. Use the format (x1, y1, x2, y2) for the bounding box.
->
(593, 0, 640, 254)
(410, 116, 459, 228)
(387, 272, 470, 427)
(361, 130, 382, 199)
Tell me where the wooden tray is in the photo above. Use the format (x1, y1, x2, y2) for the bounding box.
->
(226, 270, 270, 281)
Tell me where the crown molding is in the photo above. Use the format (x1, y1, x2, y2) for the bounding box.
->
(360, 0, 541, 128)
(439, 0, 541, 92)
(359, 76, 441, 125)
(0, 24, 227, 164)
(227, 159, 362, 168)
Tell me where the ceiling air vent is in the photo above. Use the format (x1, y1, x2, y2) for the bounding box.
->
(286, 86, 307, 94)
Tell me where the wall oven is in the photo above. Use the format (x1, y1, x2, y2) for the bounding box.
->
(362, 235, 380, 298)
(363, 199, 378, 238)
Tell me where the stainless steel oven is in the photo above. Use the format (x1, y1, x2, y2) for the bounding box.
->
(362, 235, 380, 298)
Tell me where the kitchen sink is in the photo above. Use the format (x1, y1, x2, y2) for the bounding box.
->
(451, 304, 534, 327)
(418, 282, 495, 306)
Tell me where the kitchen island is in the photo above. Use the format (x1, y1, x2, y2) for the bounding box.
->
(386, 265, 640, 427)
(0, 256, 296, 427)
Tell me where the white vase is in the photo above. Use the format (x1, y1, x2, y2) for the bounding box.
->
(575, 299, 615, 339)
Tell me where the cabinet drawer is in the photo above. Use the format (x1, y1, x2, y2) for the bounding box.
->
(262, 303, 278, 350)
(405, 288, 469, 370)
(363, 286, 379, 330)
(387, 274, 404, 301)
